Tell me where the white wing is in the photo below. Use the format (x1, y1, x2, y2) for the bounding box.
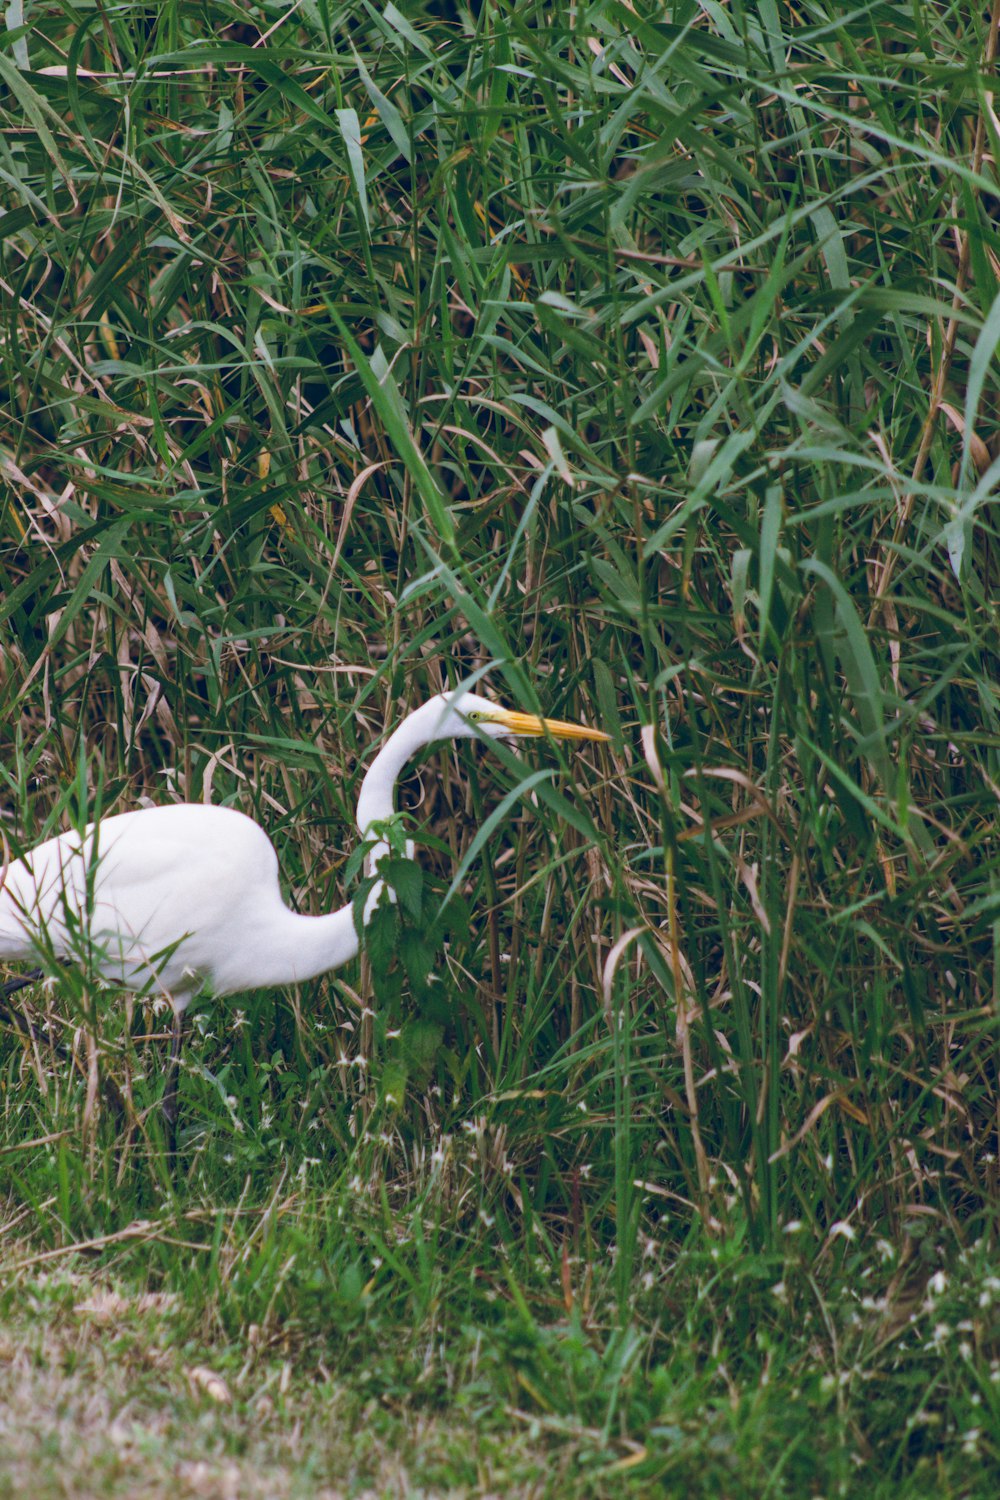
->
(0, 804, 283, 1005)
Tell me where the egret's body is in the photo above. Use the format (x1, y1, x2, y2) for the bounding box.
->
(0, 802, 358, 1010)
(0, 692, 606, 1141)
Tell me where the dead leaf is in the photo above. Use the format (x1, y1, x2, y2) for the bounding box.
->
(940, 401, 991, 475)
(186, 1366, 232, 1405)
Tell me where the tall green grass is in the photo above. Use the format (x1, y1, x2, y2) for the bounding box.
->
(2, 1, 999, 1491)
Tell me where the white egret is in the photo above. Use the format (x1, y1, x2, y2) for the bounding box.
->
(0, 691, 607, 1147)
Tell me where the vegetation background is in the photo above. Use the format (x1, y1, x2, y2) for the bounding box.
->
(2, 1, 999, 1494)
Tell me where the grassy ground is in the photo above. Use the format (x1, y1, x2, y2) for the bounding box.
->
(3, 1227, 999, 1498)
(2, 0, 1000, 1493)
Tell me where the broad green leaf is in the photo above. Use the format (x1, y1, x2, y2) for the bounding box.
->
(802, 559, 893, 795)
(330, 309, 457, 555)
(336, 108, 371, 236)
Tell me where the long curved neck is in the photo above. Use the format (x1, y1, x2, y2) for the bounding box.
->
(214, 705, 447, 997)
(263, 712, 436, 988)
(356, 705, 437, 838)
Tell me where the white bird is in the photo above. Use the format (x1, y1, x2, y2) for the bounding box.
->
(0, 691, 607, 1147)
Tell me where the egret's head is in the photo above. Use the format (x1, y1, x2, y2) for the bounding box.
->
(356, 690, 610, 837)
(426, 691, 610, 745)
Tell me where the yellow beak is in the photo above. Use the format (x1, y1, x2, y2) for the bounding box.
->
(491, 708, 610, 742)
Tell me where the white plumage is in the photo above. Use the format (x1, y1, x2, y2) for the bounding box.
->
(0, 802, 355, 1010)
(0, 691, 606, 1141)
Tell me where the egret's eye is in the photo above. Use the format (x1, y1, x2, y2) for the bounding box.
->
(466, 710, 484, 723)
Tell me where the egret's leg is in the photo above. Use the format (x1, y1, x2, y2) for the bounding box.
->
(2, 971, 131, 1124)
(162, 1008, 186, 1156)
(1, 968, 44, 998)
(0, 969, 58, 1052)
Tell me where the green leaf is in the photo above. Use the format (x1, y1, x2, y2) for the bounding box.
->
(401, 1019, 443, 1072)
(591, 659, 622, 751)
(380, 1060, 409, 1110)
(758, 485, 783, 652)
(0, 54, 73, 182)
(802, 559, 893, 796)
(329, 309, 457, 556)
(365, 903, 401, 977)
(351, 44, 412, 163)
(380, 857, 423, 920)
(336, 108, 371, 237)
(399, 930, 435, 995)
